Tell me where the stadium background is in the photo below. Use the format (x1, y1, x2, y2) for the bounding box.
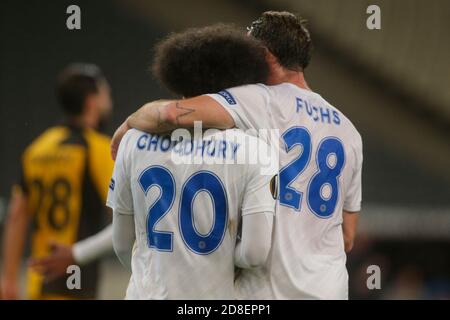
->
(0, 0, 449, 299)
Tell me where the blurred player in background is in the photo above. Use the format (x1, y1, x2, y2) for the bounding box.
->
(112, 11, 362, 300)
(1, 64, 114, 300)
(109, 25, 276, 299)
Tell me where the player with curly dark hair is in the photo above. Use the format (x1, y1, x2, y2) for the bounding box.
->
(108, 24, 276, 299)
(152, 23, 269, 97)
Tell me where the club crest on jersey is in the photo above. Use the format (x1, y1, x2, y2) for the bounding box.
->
(217, 90, 236, 105)
(109, 178, 115, 191)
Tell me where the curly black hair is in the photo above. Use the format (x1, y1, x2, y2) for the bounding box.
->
(152, 24, 269, 97)
(248, 11, 313, 71)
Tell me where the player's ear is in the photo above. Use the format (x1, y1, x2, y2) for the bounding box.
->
(264, 50, 283, 85)
(265, 49, 278, 66)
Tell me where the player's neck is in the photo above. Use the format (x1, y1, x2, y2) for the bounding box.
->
(268, 68, 311, 91)
(288, 72, 310, 91)
(280, 70, 311, 91)
(67, 113, 98, 130)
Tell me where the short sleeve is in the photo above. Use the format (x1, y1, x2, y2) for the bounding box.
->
(241, 140, 277, 216)
(343, 140, 363, 212)
(206, 84, 272, 132)
(106, 132, 134, 215)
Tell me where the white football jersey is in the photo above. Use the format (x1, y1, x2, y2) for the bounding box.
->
(106, 128, 275, 299)
(207, 83, 363, 299)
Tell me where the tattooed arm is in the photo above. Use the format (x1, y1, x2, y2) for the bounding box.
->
(129, 96, 234, 132)
(111, 96, 234, 159)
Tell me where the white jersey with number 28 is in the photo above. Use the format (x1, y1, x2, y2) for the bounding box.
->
(208, 83, 363, 299)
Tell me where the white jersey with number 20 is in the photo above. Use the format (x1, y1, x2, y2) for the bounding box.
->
(107, 128, 275, 299)
(208, 83, 363, 299)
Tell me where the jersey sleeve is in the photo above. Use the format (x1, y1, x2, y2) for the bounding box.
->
(343, 139, 363, 212)
(242, 173, 276, 216)
(241, 140, 277, 216)
(106, 132, 134, 215)
(86, 132, 115, 203)
(235, 212, 273, 269)
(205, 84, 272, 132)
